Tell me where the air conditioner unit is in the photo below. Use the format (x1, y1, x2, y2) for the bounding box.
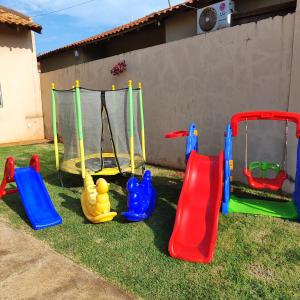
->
(197, 0, 234, 34)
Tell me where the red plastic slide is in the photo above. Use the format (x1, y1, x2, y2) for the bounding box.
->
(168, 150, 224, 263)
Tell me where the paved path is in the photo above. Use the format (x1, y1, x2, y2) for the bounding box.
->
(0, 220, 134, 300)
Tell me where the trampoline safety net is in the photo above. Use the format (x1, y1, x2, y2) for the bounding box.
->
(54, 87, 144, 175)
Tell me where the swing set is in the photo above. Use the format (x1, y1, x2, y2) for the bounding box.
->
(222, 111, 300, 220)
(242, 115, 289, 192)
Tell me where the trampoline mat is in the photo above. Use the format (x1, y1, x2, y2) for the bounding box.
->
(60, 153, 144, 176)
(75, 156, 130, 172)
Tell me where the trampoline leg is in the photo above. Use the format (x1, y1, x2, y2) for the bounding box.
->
(58, 171, 64, 188)
(142, 164, 146, 175)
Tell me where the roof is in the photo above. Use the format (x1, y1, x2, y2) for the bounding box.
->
(38, 0, 204, 59)
(0, 5, 42, 33)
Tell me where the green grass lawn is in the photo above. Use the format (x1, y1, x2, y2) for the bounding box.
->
(0, 143, 299, 299)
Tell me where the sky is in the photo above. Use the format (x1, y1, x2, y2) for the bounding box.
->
(2, 0, 184, 54)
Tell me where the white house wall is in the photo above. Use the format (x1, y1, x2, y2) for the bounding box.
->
(0, 26, 44, 144)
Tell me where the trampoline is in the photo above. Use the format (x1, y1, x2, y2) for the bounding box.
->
(51, 80, 146, 178)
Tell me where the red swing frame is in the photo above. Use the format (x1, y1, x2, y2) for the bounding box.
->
(231, 111, 300, 191)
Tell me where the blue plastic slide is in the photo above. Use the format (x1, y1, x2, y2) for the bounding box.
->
(14, 167, 62, 230)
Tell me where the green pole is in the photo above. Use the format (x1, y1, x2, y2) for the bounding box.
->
(51, 83, 59, 171)
(75, 80, 86, 179)
(138, 82, 146, 161)
(128, 80, 135, 174)
(72, 85, 80, 153)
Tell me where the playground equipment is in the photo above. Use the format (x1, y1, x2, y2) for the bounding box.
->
(168, 151, 223, 263)
(165, 111, 300, 264)
(236, 111, 289, 191)
(222, 111, 300, 219)
(51, 80, 146, 180)
(165, 122, 198, 162)
(122, 170, 157, 222)
(0, 155, 62, 230)
(81, 175, 117, 223)
(166, 123, 223, 263)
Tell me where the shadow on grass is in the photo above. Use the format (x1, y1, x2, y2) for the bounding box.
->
(57, 171, 183, 256)
(232, 181, 292, 202)
(42, 169, 84, 188)
(109, 174, 183, 255)
(109, 190, 128, 223)
(284, 248, 300, 264)
(2, 193, 32, 228)
(59, 193, 90, 224)
(57, 174, 128, 221)
(146, 175, 182, 255)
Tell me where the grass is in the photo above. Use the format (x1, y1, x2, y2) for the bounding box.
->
(232, 182, 292, 202)
(0, 143, 299, 299)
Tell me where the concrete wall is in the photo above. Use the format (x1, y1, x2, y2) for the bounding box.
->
(0, 25, 44, 143)
(165, 10, 196, 43)
(236, 0, 294, 13)
(39, 49, 89, 73)
(40, 14, 295, 183)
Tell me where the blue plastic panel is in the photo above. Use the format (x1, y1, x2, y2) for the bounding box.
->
(222, 124, 232, 214)
(293, 138, 300, 219)
(185, 122, 198, 162)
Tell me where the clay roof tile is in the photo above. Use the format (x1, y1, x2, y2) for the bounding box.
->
(0, 5, 42, 33)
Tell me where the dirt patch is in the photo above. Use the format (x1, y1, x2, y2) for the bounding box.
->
(0, 221, 135, 299)
(248, 263, 276, 282)
(250, 229, 272, 244)
(211, 265, 225, 276)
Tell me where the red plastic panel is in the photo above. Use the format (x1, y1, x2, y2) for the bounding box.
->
(243, 168, 287, 191)
(168, 150, 224, 263)
(30, 155, 40, 173)
(231, 111, 300, 138)
(0, 157, 16, 198)
(165, 130, 188, 138)
(4, 157, 15, 181)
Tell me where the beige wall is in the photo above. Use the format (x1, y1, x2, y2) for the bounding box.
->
(236, 0, 294, 13)
(165, 10, 196, 43)
(39, 49, 89, 74)
(40, 14, 295, 183)
(0, 25, 44, 143)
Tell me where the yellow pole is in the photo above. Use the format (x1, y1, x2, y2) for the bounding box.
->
(112, 84, 116, 91)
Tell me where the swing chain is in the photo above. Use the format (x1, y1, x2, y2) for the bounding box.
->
(283, 120, 288, 172)
(245, 119, 248, 169)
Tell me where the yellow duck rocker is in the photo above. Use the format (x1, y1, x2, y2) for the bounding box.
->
(81, 175, 117, 223)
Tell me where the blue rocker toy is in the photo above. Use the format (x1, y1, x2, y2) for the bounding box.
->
(122, 170, 157, 222)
